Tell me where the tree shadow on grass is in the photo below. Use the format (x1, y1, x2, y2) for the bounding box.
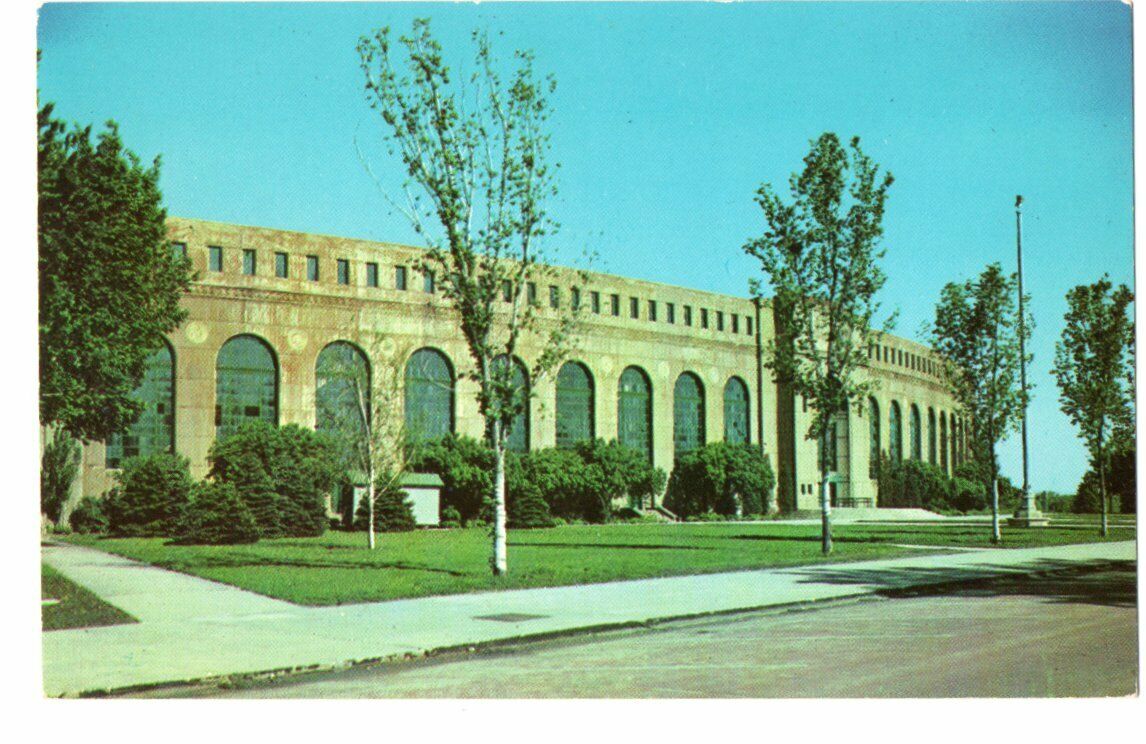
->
(789, 558, 1137, 609)
(152, 554, 469, 577)
(725, 533, 894, 544)
(508, 542, 716, 551)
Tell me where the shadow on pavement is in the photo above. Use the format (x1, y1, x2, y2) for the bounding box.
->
(789, 559, 1137, 609)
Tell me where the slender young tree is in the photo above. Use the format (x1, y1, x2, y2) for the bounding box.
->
(316, 337, 409, 550)
(744, 133, 894, 554)
(358, 20, 580, 575)
(1051, 277, 1134, 537)
(930, 263, 1031, 543)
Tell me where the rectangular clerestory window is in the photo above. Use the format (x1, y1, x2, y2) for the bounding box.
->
(717, 311, 725, 332)
(307, 255, 320, 281)
(684, 305, 692, 326)
(366, 262, 378, 287)
(610, 294, 621, 316)
(571, 287, 581, 310)
(527, 282, 538, 305)
(242, 249, 256, 276)
(502, 280, 513, 302)
(648, 300, 657, 322)
(591, 291, 601, 314)
(275, 252, 289, 278)
(208, 245, 223, 272)
(701, 308, 709, 329)
(732, 314, 739, 334)
(395, 265, 408, 290)
(630, 297, 640, 319)
(549, 285, 560, 309)
(424, 269, 435, 293)
(171, 242, 187, 261)
(747, 317, 753, 336)
(666, 303, 675, 324)
(337, 259, 350, 285)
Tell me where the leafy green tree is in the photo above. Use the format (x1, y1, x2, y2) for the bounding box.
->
(1052, 277, 1134, 536)
(930, 264, 1031, 543)
(38, 103, 192, 441)
(743, 133, 894, 554)
(359, 20, 581, 575)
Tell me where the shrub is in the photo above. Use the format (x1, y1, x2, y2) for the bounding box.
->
(105, 453, 192, 536)
(664, 443, 775, 519)
(407, 435, 497, 523)
(876, 455, 987, 513)
(208, 422, 341, 539)
(508, 480, 554, 529)
(440, 505, 462, 529)
(68, 496, 108, 534)
(178, 481, 259, 545)
(354, 476, 416, 532)
(574, 439, 667, 512)
(41, 427, 80, 523)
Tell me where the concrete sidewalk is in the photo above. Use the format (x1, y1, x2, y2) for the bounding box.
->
(41, 539, 1136, 697)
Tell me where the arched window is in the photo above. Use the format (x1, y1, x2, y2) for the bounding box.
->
(216, 335, 278, 441)
(106, 342, 175, 468)
(723, 377, 750, 445)
(617, 366, 652, 461)
(868, 397, 880, 478)
(673, 372, 705, 455)
(404, 348, 454, 443)
(939, 412, 949, 474)
(928, 408, 937, 465)
(556, 361, 594, 449)
(315, 341, 371, 445)
(888, 401, 902, 464)
(492, 355, 529, 453)
(952, 416, 960, 468)
(909, 404, 922, 460)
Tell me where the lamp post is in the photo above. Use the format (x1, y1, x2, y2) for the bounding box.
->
(1010, 194, 1047, 527)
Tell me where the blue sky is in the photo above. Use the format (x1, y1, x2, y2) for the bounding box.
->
(37, 2, 1133, 494)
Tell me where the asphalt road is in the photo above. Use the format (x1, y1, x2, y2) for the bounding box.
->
(196, 564, 1138, 698)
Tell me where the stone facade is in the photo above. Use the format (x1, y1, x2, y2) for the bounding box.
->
(77, 217, 968, 512)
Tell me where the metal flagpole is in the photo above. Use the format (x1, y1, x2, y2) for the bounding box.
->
(1010, 194, 1046, 526)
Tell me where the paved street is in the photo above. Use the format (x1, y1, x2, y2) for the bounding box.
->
(198, 565, 1138, 698)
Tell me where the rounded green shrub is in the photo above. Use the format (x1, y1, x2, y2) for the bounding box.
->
(208, 422, 340, 539)
(664, 443, 775, 519)
(105, 453, 192, 536)
(354, 476, 416, 532)
(178, 481, 259, 545)
(68, 496, 109, 534)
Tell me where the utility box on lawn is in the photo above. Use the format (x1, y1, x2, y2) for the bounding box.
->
(401, 472, 443, 526)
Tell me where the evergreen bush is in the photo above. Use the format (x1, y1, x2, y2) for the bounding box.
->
(664, 443, 775, 519)
(41, 427, 80, 523)
(354, 477, 417, 532)
(208, 423, 340, 538)
(68, 496, 109, 534)
(105, 453, 192, 536)
(178, 481, 259, 545)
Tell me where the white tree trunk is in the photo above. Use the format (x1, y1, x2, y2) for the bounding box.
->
(820, 466, 833, 555)
(492, 430, 508, 575)
(990, 477, 1001, 544)
(1099, 458, 1109, 538)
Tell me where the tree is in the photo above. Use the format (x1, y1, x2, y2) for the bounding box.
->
(316, 338, 409, 549)
(359, 20, 580, 575)
(39, 103, 193, 442)
(1051, 277, 1134, 536)
(930, 264, 1031, 543)
(743, 133, 894, 554)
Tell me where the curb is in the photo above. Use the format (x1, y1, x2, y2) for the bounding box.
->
(61, 558, 1134, 698)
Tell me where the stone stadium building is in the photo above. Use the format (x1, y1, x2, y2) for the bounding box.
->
(78, 217, 969, 514)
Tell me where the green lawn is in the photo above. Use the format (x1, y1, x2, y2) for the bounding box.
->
(64, 519, 1130, 606)
(42, 564, 137, 631)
